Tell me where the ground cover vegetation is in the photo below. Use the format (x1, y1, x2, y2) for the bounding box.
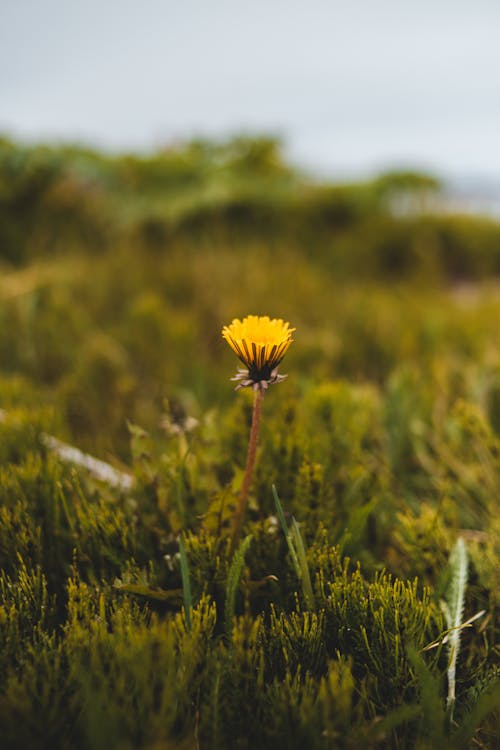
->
(0, 135, 499, 748)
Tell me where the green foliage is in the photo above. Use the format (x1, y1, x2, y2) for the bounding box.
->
(0, 135, 499, 748)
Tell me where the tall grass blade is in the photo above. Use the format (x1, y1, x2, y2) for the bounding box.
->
(178, 536, 192, 630)
(407, 645, 446, 746)
(290, 518, 315, 611)
(225, 534, 253, 636)
(442, 537, 468, 722)
(272, 484, 315, 610)
(272, 484, 301, 580)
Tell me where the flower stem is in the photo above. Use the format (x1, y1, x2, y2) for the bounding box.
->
(230, 388, 263, 556)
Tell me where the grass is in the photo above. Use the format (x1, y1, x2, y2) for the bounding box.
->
(0, 135, 498, 749)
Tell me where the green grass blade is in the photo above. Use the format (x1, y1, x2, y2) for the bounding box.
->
(272, 484, 301, 580)
(407, 645, 446, 746)
(272, 485, 315, 610)
(225, 534, 253, 636)
(290, 518, 315, 611)
(178, 536, 192, 630)
(442, 537, 468, 720)
(452, 678, 500, 749)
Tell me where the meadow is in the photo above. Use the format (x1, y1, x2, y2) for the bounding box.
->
(0, 135, 499, 749)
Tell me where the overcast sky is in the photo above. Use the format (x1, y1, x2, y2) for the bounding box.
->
(1, 0, 500, 179)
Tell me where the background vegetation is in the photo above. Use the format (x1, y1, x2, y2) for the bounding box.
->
(0, 135, 498, 748)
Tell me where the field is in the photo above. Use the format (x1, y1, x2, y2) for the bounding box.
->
(0, 135, 499, 749)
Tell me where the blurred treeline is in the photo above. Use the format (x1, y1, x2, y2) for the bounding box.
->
(2, 134, 500, 277)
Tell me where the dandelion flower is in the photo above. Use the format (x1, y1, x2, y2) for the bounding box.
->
(222, 315, 295, 393)
(222, 315, 295, 554)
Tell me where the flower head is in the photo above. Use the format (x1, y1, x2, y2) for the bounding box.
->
(222, 315, 295, 392)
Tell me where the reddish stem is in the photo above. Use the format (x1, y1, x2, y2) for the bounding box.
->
(230, 388, 263, 556)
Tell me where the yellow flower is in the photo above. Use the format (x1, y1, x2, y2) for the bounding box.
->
(222, 315, 295, 392)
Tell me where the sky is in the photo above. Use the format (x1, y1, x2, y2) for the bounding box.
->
(1, 0, 500, 180)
